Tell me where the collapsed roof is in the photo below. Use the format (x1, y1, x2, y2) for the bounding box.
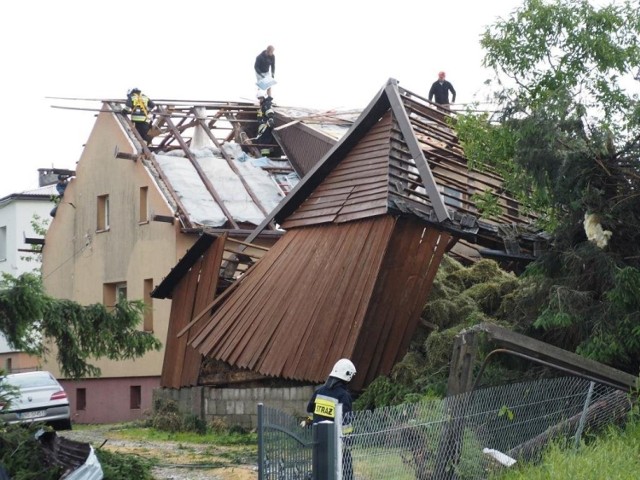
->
(94, 98, 358, 234)
(167, 79, 546, 389)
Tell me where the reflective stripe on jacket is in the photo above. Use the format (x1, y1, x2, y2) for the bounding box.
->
(130, 94, 151, 123)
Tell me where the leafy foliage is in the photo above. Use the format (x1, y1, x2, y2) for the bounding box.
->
(356, 258, 520, 408)
(95, 449, 156, 480)
(0, 273, 161, 379)
(454, 0, 640, 374)
(0, 425, 62, 480)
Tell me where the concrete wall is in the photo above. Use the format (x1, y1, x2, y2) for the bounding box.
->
(154, 385, 315, 429)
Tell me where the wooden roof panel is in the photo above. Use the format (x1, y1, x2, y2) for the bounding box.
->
(192, 218, 395, 382)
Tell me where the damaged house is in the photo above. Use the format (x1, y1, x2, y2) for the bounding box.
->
(153, 79, 543, 427)
(40, 95, 356, 423)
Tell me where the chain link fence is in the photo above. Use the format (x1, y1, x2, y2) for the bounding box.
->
(259, 376, 631, 479)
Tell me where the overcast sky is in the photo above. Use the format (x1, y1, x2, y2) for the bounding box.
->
(1, 0, 528, 198)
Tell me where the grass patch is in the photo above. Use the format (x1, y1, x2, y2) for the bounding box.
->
(111, 425, 257, 446)
(492, 420, 640, 480)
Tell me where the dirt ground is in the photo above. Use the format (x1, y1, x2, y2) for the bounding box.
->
(60, 426, 258, 480)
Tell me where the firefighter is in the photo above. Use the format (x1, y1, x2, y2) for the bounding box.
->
(304, 358, 357, 479)
(255, 91, 276, 157)
(124, 88, 156, 144)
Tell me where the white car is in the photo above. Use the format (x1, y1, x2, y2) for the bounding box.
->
(0, 371, 72, 430)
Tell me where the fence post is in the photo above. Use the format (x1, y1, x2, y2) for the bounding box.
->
(257, 403, 264, 480)
(574, 381, 595, 449)
(312, 420, 339, 480)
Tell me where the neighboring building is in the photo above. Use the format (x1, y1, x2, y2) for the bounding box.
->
(0, 177, 66, 373)
(40, 98, 352, 423)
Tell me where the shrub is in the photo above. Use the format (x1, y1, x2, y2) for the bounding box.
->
(96, 448, 155, 480)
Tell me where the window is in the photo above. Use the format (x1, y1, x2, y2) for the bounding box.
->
(0, 226, 6, 261)
(130, 385, 141, 409)
(143, 278, 153, 332)
(77, 388, 86, 411)
(139, 186, 149, 223)
(103, 282, 127, 309)
(97, 194, 110, 231)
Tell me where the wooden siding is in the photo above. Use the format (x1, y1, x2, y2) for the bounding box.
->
(190, 216, 397, 383)
(281, 112, 393, 229)
(353, 219, 451, 388)
(398, 91, 535, 225)
(160, 235, 226, 388)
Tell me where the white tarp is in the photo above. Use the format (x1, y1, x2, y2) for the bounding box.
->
(153, 142, 285, 227)
(154, 152, 227, 226)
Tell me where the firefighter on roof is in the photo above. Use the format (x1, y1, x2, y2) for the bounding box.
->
(255, 90, 276, 157)
(125, 88, 156, 144)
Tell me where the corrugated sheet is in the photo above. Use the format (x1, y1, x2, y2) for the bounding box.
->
(191, 217, 396, 384)
(189, 216, 449, 389)
(353, 219, 451, 387)
(161, 235, 225, 388)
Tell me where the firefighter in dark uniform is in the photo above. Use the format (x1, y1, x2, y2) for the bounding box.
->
(125, 88, 156, 144)
(255, 91, 276, 157)
(305, 358, 357, 480)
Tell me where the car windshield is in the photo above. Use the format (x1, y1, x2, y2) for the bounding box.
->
(1, 374, 58, 389)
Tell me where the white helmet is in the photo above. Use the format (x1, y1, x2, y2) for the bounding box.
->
(330, 358, 356, 382)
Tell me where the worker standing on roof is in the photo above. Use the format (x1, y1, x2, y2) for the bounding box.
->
(255, 91, 276, 157)
(125, 88, 156, 144)
(428, 71, 456, 109)
(255, 45, 276, 97)
(302, 358, 357, 480)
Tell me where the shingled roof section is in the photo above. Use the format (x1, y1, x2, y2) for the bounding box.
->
(187, 79, 541, 390)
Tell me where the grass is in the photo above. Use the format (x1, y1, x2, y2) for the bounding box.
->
(111, 425, 257, 445)
(492, 418, 640, 480)
(74, 422, 257, 446)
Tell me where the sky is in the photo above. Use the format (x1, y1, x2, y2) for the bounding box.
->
(0, 0, 527, 199)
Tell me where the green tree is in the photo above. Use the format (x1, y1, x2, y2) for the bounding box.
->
(456, 0, 640, 372)
(0, 273, 161, 379)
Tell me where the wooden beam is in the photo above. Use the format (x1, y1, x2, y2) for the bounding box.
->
(386, 80, 450, 222)
(470, 323, 637, 391)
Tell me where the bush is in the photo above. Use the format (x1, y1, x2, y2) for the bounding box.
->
(0, 425, 62, 480)
(150, 397, 209, 434)
(96, 448, 155, 480)
(209, 417, 229, 434)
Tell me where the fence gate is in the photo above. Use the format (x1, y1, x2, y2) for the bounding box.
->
(258, 403, 314, 479)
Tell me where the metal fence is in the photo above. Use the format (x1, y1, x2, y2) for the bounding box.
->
(258, 376, 631, 479)
(258, 403, 314, 479)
